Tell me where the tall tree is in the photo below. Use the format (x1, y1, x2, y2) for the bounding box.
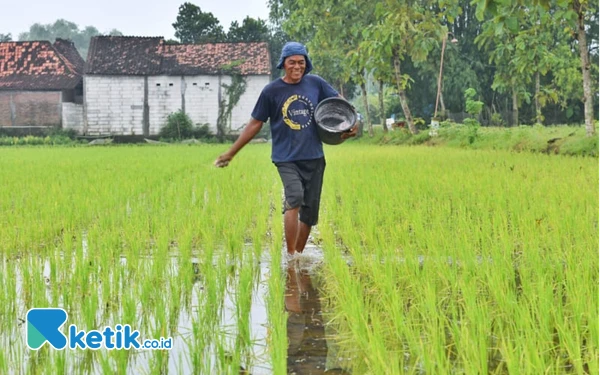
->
(0, 33, 12, 42)
(569, 0, 597, 135)
(279, 0, 360, 99)
(442, 1, 493, 119)
(267, 0, 294, 79)
(289, 0, 376, 135)
(511, 10, 558, 123)
(476, 6, 526, 126)
(363, 1, 448, 134)
(476, 4, 567, 125)
(172, 2, 226, 43)
(227, 17, 270, 42)
(474, 0, 598, 134)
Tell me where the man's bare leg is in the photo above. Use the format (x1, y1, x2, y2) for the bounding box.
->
(294, 221, 312, 253)
(284, 207, 300, 255)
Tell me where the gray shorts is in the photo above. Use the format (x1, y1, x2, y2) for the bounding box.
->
(275, 158, 326, 226)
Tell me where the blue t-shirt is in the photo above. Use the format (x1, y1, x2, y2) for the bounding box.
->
(251, 74, 339, 163)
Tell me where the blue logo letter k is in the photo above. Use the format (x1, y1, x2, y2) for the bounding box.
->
(26, 308, 68, 350)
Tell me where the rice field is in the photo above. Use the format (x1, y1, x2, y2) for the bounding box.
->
(0, 144, 597, 374)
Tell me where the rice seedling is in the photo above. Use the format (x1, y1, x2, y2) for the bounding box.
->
(1, 143, 596, 374)
(317, 145, 598, 374)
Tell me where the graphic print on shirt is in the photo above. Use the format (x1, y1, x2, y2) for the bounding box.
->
(281, 94, 315, 130)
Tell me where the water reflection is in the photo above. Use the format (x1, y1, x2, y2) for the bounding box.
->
(285, 261, 350, 375)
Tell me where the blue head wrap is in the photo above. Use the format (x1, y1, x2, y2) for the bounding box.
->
(276, 42, 313, 75)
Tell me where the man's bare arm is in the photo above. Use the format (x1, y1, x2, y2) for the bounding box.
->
(214, 118, 264, 167)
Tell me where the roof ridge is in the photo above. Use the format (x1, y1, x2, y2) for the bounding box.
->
(51, 47, 76, 76)
(85, 37, 98, 73)
(93, 35, 164, 39)
(0, 40, 54, 46)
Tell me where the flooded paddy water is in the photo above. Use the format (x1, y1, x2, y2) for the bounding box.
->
(3, 237, 349, 375)
(1, 145, 597, 374)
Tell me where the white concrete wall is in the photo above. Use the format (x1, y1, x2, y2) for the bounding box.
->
(183, 75, 220, 133)
(85, 76, 145, 135)
(84, 74, 270, 136)
(183, 75, 270, 134)
(148, 76, 184, 135)
(62, 103, 83, 131)
(230, 75, 270, 132)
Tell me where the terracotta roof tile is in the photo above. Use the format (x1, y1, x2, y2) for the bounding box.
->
(53, 38, 85, 74)
(161, 42, 271, 75)
(0, 40, 83, 90)
(85, 36, 271, 76)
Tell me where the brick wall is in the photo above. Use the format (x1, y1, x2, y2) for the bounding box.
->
(0, 93, 10, 127)
(0, 91, 61, 127)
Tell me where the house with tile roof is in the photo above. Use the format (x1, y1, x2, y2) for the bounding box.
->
(83, 36, 271, 136)
(0, 39, 84, 131)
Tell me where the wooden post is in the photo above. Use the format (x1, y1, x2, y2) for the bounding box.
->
(143, 77, 149, 136)
(434, 34, 447, 119)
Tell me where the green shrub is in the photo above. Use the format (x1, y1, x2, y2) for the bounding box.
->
(490, 113, 505, 127)
(159, 111, 216, 141)
(414, 117, 427, 131)
(44, 127, 78, 139)
(465, 88, 484, 117)
(0, 135, 83, 146)
(559, 134, 599, 157)
(192, 124, 212, 140)
(463, 118, 481, 144)
(408, 131, 431, 145)
(439, 120, 455, 128)
(159, 111, 195, 140)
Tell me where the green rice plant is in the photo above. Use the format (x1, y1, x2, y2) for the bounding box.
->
(234, 251, 255, 363)
(266, 179, 286, 374)
(1, 143, 596, 374)
(316, 144, 597, 374)
(0, 338, 6, 374)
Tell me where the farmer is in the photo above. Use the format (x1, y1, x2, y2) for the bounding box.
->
(214, 41, 357, 255)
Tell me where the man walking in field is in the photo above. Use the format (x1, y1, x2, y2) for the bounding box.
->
(214, 41, 357, 255)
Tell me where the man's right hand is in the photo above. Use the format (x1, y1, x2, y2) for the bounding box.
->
(341, 123, 359, 140)
(214, 153, 233, 168)
(213, 118, 264, 168)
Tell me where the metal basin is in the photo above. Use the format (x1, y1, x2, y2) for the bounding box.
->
(314, 97, 357, 145)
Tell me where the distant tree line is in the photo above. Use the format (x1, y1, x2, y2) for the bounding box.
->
(1, 19, 122, 60)
(265, 0, 598, 135)
(2, 1, 596, 133)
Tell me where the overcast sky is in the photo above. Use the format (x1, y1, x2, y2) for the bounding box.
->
(0, 0, 271, 40)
